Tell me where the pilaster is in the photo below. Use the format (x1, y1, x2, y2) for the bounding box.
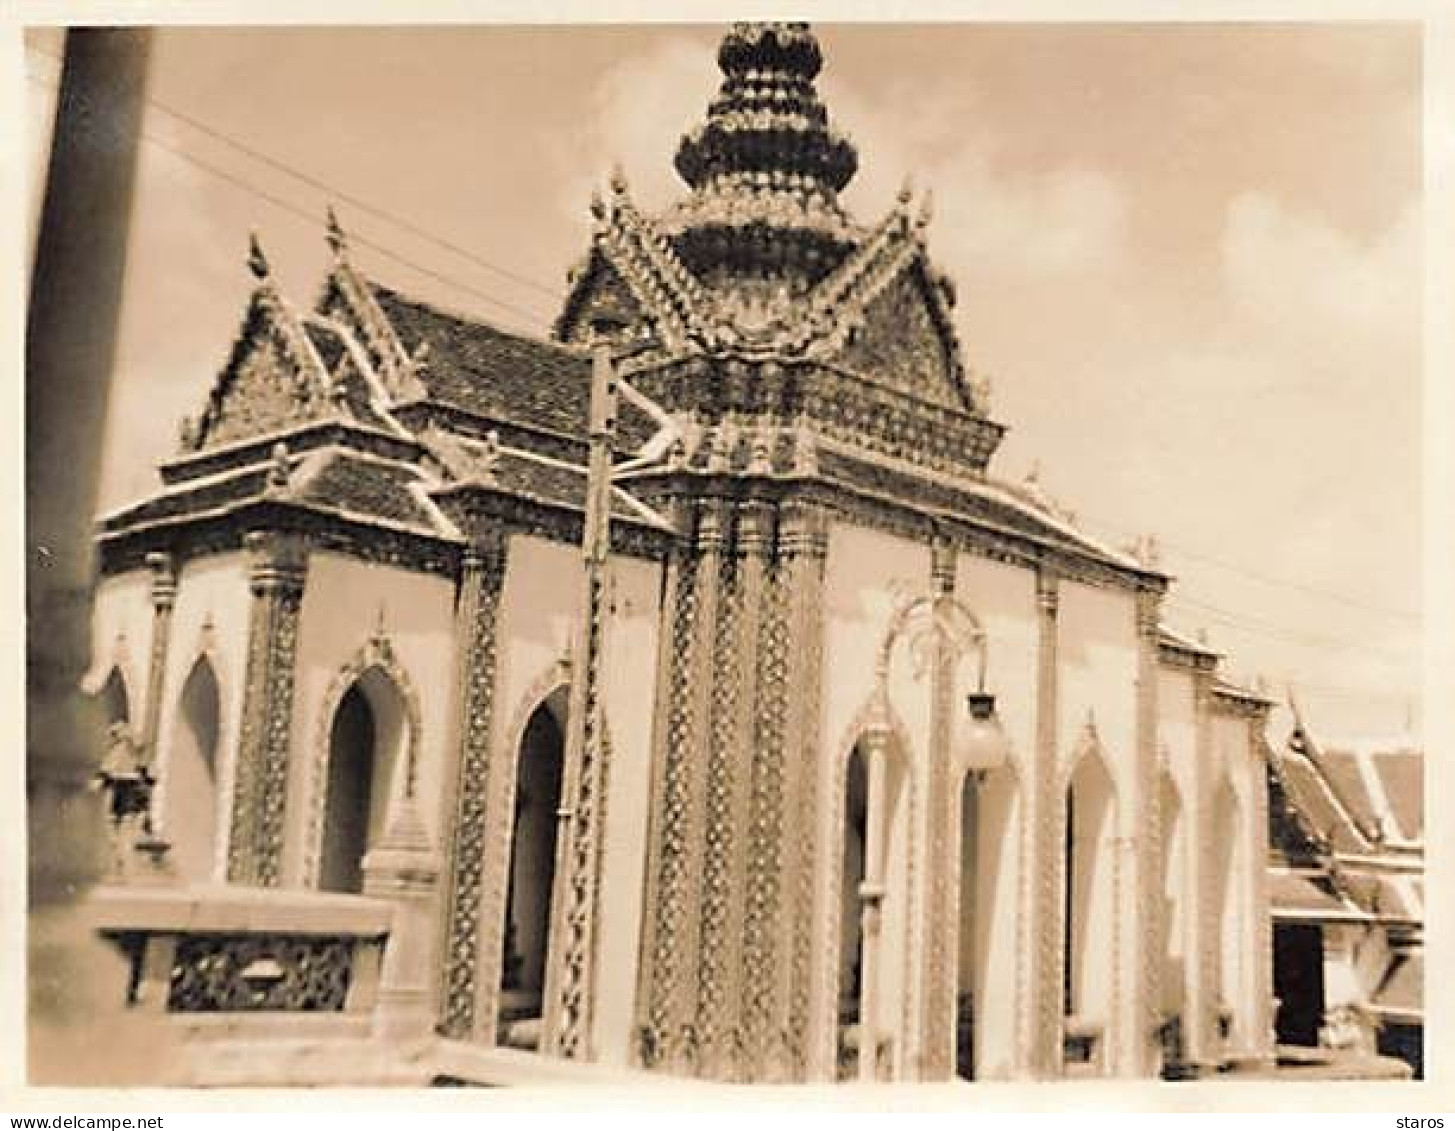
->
(139, 551, 176, 764)
(438, 534, 508, 1039)
(1120, 588, 1163, 1076)
(1186, 669, 1217, 1070)
(1021, 567, 1063, 1076)
(637, 500, 723, 1075)
(917, 537, 958, 1080)
(693, 501, 746, 1076)
(226, 531, 307, 886)
(1244, 717, 1277, 1064)
(632, 514, 693, 1068)
(739, 503, 789, 1078)
(542, 528, 615, 1058)
(777, 501, 829, 1080)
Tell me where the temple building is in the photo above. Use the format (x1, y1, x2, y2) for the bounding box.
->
(1265, 711, 1424, 1078)
(83, 22, 1280, 1085)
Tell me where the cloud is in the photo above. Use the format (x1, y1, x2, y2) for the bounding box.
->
(827, 74, 1129, 280)
(1221, 190, 1420, 370)
(553, 35, 719, 221)
(559, 35, 1129, 282)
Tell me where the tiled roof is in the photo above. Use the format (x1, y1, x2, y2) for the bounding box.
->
(301, 320, 396, 434)
(1318, 748, 1382, 842)
(1268, 870, 1354, 919)
(1267, 760, 1325, 865)
(1373, 749, 1424, 843)
(431, 447, 654, 526)
(100, 441, 451, 542)
(371, 284, 591, 438)
(1278, 749, 1369, 855)
(99, 464, 272, 533)
(293, 450, 443, 533)
(1371, 951, 1423, 1019)
(813, 448, 1152, 578)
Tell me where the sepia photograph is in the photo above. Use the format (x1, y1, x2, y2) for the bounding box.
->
(18, 10, 1432, 1105)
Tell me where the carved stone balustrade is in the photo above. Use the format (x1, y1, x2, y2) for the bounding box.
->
(86, 885, 392, 1038)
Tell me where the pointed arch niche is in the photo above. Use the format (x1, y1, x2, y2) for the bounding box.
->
(1063, 736, 1117, 1070)
(165, 656, 222, 882)
(833, 715, 912, 1081)
(955, 758, 1020, 1081)
(310, 637, 420, 894)
(496, 685, 569, 1050)
(99, 665, 132, 728)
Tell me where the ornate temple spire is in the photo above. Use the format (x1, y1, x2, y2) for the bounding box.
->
(665, 22, 862, 294)
(674, 22, 857, 199)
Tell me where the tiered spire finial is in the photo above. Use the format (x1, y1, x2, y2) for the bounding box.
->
(674, 22, 857, 198)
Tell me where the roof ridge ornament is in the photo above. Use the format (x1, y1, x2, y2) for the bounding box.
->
(247, 230, 271, 282)
(325, 203, 348, 259)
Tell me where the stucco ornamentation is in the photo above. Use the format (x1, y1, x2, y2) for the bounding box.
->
(302, 623, 425, 889)
(438, 536, 507, 1040)
(227, 531, 307, 886)
(470, 661, 571, 1044)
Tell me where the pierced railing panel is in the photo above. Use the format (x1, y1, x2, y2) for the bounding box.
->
(166, 933, 356, 1013)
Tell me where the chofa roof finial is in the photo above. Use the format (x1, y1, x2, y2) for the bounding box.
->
(247, 230, 271, 281)
(325, 204, 348, 259)
(916, 188, 935, 229)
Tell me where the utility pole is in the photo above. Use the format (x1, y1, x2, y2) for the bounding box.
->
(26, 28, 154, 1083)
(543, 340, 618, 1058)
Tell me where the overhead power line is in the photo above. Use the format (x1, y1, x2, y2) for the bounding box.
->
(1166, 593, 1416, 661)
(23, 47, 1424, 669)
(25, 48, 565, 327)
(1084, 510, 1419, 623)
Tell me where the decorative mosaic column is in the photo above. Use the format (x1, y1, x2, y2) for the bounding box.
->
(738, 502, 792, 1080)
(1121, 588, 1163, 1076)
(437, 534, 507, 1040)
(635, 499, 723, 1075)
(917, 538, 959, 1080)
(226, 531, 306, 886)
(634, 496, 828, 1082)
(1245, 713, 1277, 1065)
(1020, 568, 1063, 1076)
(542, 483, 615, 1058)
(776, 501, 828, 1081)
(1185, 669, 1216, 1071)
(139, 551, 176, 764)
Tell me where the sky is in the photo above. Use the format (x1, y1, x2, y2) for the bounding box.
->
(23, 21, 1423, 738)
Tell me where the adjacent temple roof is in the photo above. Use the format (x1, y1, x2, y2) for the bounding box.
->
(1267, 710, 1424, 928)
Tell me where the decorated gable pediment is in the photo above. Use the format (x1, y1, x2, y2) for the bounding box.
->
(828, 254, 970, 412)
(555, 248, 649, 349)
(188, 290, 333, 452)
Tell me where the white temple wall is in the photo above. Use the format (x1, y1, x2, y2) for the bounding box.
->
(818, 521, 931, 1076)
(1157, 668, 1196, 1022)
(591, 552, 660, 1065)
(955, 552, 1035, 1079)
(1055, 580, 1138, 1061)
(1212, 710, 1272, 1057)
(491, 533, 660, 1065)
(285, 552, 455, 886)
(151, 551, 252, 883)
(87, 568, 153, 724)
